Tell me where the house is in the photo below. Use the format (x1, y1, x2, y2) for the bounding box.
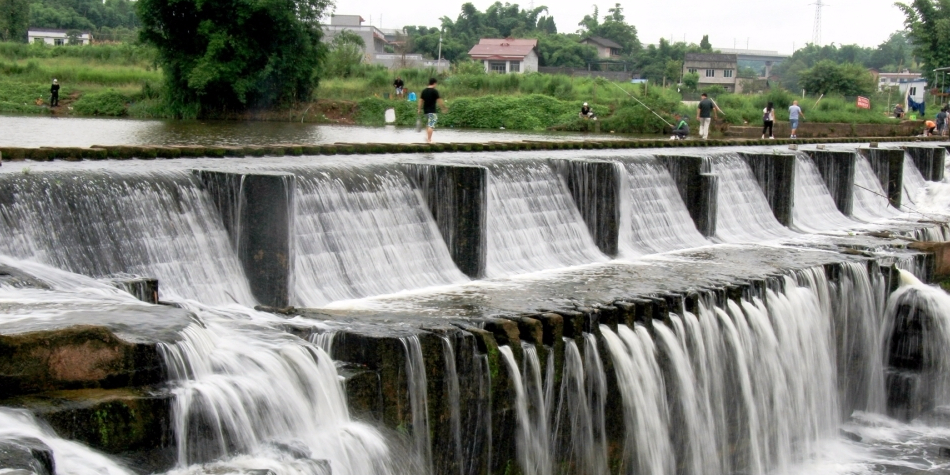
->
(468, 38, 539, 74)
(873, 69, 924, 91)
(321, 15, 388, 63)
(581, 36, 622, 59)
(683, 53, 738, 92)
(28, 29, 93, 46)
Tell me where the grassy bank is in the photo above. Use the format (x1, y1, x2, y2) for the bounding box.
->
(0, 43, 924, 134)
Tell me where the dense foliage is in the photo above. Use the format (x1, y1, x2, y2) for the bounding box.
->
(797, 60, 876, 96)
(29, 0, 138, 31)
(137, 0, 328, 116)
(898, 0, 950, 86)
(0, 0, 29, 42)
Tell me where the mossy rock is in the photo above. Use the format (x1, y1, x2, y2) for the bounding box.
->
(301, 145, 323, 155)
(320, 145, 338, 155)
(27, 149, 50, 161)
(0, 147, 29, 160)
(222, 146, 246, 157)
(203, 147, 227, 158)
(153, 147, 181, 159)
(284, 145, 304, 156)
(130, 147, 158, 160)
(242, 146, 266, 157)
(469, 143, 484, 152)
(83, 148, 109, 160)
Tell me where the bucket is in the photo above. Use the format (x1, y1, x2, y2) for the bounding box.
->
(910, 114, 918, 121)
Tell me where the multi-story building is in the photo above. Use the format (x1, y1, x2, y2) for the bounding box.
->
(683, 53, 738, 92)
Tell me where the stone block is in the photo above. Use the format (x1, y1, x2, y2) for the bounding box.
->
(554, 160, 624, 257)
(740, 152, 797, 227)
(806, 150, 856, 216)
(858, 148, 904, 208)
(663, 156, 718, 237)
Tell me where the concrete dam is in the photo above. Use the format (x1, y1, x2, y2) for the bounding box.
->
(1, 142, 950, 475)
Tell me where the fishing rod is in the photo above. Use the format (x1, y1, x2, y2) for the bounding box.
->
(601, 79, 674, 127)
(852, 182, 944, 221)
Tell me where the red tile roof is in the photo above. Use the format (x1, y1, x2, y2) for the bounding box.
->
(468, 38, 538, 59)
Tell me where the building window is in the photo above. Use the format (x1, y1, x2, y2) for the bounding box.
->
(509, 61, 520, 73)
(723, 69, 734, 78)
(54, 38, 64, 46)
(610, 48, 620, 56)
(490, 61, 507, 73)
(880, 78, 887, 82)
(705, 69, 715, 77)
(910, 86, 917, 96)
(688, 68, 697, 74)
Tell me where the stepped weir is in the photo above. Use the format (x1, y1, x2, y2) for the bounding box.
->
(1, 142, 950, 474)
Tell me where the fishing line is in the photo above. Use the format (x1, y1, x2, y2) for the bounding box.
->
(853, 182, 944, 221)
(602, 79, 674, 127)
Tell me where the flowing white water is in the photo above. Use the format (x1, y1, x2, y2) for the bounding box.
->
(159, 303, 418, 475)
(551, 338, 607, 475)
(599, 324, 674, 475)
(709, 154, 794, 242)
(401, 335, 433, 474)
(902, 153, 928, 211)
(791, 155, 856, 233)
(486, 162, 606, 277)
(852, 154, 901, 222)
(621, 160, 710, 255)
(291, 168, 468, 306)
(498, 345, 552, 475)
(0, 171, 255, 305)
(438, 336, 463, 475)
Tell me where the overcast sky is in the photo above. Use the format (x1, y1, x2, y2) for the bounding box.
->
(338, 0, 907, 54)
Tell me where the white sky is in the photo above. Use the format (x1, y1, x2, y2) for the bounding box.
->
(336, 0, 907, 54)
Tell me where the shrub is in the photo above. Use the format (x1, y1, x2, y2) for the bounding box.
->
(72, 89, 129, 116)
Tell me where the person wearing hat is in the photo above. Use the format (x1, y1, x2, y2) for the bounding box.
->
(579, 102, 594, 119)
(50, 79, 60, 107)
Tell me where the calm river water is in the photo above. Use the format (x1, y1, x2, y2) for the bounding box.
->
(0, 115, 618, 147)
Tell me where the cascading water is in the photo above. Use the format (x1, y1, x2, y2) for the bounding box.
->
(400, 335, 433, 474)
(498, 345, 552, 475)
(486, 161, 607, 276)
(852, 153, 902, 222)
(708, 154, 794, 242)
(290, 167, 468, 306)
(621, 159, 710, 255)
(902, 153, 928, 211)
(160, 303, 416, 475)
(0, 170, 255, 305)
(791, 154, 856, 233)
(551, 337, 608, 475)
(438, 335, 463, 475)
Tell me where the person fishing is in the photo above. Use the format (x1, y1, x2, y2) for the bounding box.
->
(580, 102, 595, 119)
(671, 113, 689, 140)
(49, 79, 59, 107)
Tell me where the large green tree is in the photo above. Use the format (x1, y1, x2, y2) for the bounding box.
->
(30, 0, 139, 31)
(898, 0, 950, 84)
(576, 3, 640, 54)
(798, 60, 875, 96)
(137, 0, 327, 115)
(0, 0, 29, 42)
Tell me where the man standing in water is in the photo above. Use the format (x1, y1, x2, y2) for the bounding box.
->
(418, 78, 447, 144)
(49, 79, 59, 107)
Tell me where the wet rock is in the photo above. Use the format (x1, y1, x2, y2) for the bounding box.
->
(0, 437, 54, 475)
(108, 276, 158, 304)
(0, 265, 50, 290)
(839, 429, 862, 442)
(0, 326, 165, 397)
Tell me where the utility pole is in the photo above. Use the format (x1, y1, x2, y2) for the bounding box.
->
(437, 28, 443, 72)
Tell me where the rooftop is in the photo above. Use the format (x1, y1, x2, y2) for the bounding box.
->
(468, 38, 538, 58)
(582, 36, 622, 49)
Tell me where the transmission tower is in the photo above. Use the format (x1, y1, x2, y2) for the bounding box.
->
(812, 0, 826, 46)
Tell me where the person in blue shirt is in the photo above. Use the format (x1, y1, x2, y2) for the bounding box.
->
(671, 113, 689, 140)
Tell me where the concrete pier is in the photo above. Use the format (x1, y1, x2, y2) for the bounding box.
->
(859, 148, 904, 208)
(904, 146, 947, 182)
(197, 170, 295, 307)
(740, 153, 797, 227)
(406, 164, 489, 278)
(806, 150, 856, 216)
(555, 160, 623, 256)
(663, 156, 719, 237)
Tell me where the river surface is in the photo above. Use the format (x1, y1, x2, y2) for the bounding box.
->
(0, 115, 620, 147)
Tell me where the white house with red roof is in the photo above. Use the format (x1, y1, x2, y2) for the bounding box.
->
(468, 38, 539, 74)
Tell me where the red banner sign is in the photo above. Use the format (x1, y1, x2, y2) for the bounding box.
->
(856, 96, 871, 109)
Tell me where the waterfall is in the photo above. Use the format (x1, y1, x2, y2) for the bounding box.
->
(438, 336, 463, 475)
(486, 161, 607, 277)
(852, 154, 901, 222)
(902, 153, 928, 210)
(291, 167, 467, 306)
(709, 154, 793, 242)
(0, 170, 255, 305)
(156, 302, 414, 475)
(0, 408, 134, 475)
(791, 154, 856, 233)
(622, 159, 710, 255)
(599, 324, 674, 475)
(465, 353, 492, 475)
(401, 335, 433, 473)
(498, 345, 552, 475)
(551, 338, 607, 475)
